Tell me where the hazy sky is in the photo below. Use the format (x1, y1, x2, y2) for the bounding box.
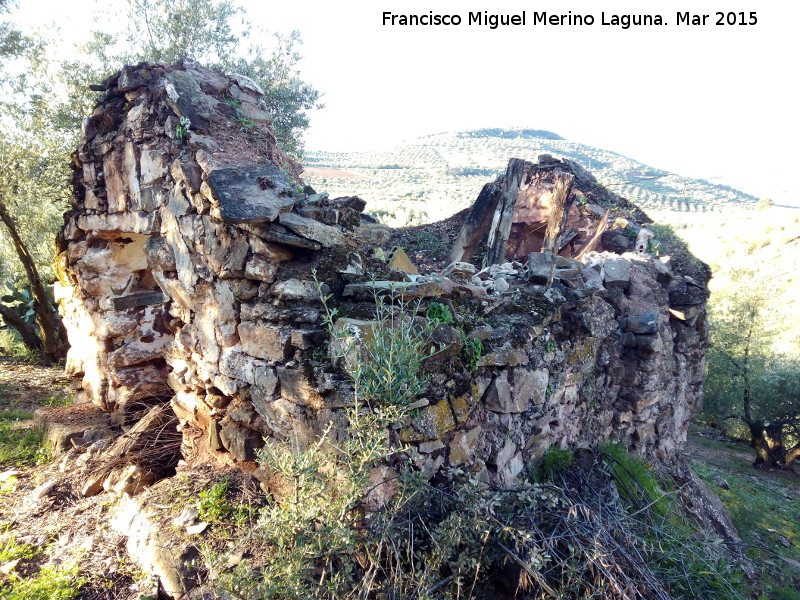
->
(11, 0, 799, 203)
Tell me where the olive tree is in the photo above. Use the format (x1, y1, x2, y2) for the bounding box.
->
(704, 269, 800, 469)
(105, 0, 322, 159)
(0, 0, 321, 361)
(0, 5, 71, 361)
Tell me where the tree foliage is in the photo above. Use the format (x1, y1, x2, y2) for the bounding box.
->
(704, 269, 800, 468)
(0, 0, 321, 359)
(0, 2, 72, 360)
(100, 0, 321, 159)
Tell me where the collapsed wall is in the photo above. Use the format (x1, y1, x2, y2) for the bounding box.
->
(56, 61, 711, 490)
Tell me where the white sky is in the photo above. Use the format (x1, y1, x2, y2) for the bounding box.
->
(10, 0, 799, 203)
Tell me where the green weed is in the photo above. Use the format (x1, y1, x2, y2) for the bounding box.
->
(0, 421, 45, 466)
(2, 563, 87, 600)
(426, 301, 453, 325)
(533, 446, 574, 482)
(460, 335, 483, 372)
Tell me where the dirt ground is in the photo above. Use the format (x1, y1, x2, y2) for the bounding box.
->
(685, 427, 800, 489)
(0, 358, 73, 415)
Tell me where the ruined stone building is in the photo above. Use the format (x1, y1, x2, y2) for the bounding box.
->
(57, 60, 711, 493)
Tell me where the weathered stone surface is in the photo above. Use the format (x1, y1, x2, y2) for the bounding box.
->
(601, 229, 632, 254)
(271, 279, 319, 302)
(219, 424, 263, 462)
(110, 291, 166, 310)
(485, 371, 526, 413)
(276, 366, 325, 409)
(237, 101, 273, 124)
(514, 368, 549, 407)
(244, 255, 278, 283)
(441, 261, 476, 279)
(164, 70, 217, 130)
(278, 212, 347, 248)
(449, 426, 482, 465)
(207, 165, 299, 224)
(238, 322, 291, 361)
(602, 258, 631, 287)
(400, 400, 455, 442)
(625, 311, 659, 334)
(668, 279, 707, 306)
(478, 344, 529, 368)
(354, 222, 392, 245)
(427, 324, 464, 361)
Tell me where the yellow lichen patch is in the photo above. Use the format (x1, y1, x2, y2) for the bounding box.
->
(568, 338, 597, 366)
(449, 389, 480, 425)
(399, 399, 455, 443)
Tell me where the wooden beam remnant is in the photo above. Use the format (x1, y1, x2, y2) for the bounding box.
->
(541, 170, 575, 253)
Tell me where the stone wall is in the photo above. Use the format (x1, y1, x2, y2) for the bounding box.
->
(56, 62, 710, 488)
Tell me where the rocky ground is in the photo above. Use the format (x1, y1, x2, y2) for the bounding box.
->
(2, 361, 799, 599)
(0, 360, 273, 599)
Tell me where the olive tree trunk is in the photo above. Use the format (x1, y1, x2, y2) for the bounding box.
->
(0, 196, 66, 363)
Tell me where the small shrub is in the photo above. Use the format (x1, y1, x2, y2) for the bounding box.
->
(534, 446, 574, 482)
(197, 480, 234, 524)
(460, 335, 483, 372)
(600, 441, 670, 517)
(426, 301, 453, 325)
(316, 273, 435, 409)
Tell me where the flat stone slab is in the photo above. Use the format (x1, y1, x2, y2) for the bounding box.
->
(207, 165, 299, 224)
(278, 212, 347, 248)
(34, 404, 116, 456)
(111, 291, 167, 310)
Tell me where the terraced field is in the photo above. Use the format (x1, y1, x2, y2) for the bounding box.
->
(304, 129, 760, 225)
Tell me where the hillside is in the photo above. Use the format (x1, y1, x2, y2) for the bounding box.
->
(648, 206, 800, 351)
(304, 128, 760, 226)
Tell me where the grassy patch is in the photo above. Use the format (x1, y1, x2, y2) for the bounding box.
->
(2, 562, 87, 600)
(0, 421, 45, 466)
(0, 409, 33, 421)
(0, 530, 37, 563)
(0, 330, 41, 363)
(691, 459, 800, 599)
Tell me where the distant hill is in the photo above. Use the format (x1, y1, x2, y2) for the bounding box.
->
(304, 131, 760, 226)
(452, 128, 564, 140)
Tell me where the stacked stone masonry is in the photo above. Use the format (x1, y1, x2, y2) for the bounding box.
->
(57, 62, 710, 488)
